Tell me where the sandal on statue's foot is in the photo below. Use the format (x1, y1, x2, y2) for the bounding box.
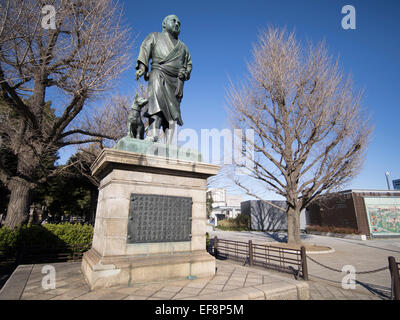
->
(145, 136, 158, 142)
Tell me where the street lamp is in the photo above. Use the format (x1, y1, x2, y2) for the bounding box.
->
(385, 171, 391, 190)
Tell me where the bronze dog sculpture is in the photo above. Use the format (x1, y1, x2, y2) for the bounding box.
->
(128, 96, 148, 140)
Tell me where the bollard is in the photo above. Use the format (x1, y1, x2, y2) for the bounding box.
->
(248, 240, 253, 266)
(213, 236, 218, 259)
(388, 256, 400, 300)
(300, 246, 309, 281)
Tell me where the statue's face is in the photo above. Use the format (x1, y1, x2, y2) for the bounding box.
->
(164, 15, 180, 37)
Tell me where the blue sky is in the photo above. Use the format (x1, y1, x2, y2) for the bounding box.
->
(62, 0, 400, 196)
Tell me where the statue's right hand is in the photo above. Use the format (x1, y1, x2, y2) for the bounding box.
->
(135, 68, 145, 80)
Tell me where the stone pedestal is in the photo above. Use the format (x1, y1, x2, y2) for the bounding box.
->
(81, 148, 220, 289)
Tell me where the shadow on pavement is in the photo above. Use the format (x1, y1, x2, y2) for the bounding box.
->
(262, 232, 313, 243)
(0, 264, 15, 291)
(308, 273, 390, 300)
(355, 280, 392, 300)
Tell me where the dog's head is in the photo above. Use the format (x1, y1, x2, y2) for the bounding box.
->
(133, 95, 148, 109)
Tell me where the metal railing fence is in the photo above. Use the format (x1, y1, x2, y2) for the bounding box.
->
(209, 236, 308, 280)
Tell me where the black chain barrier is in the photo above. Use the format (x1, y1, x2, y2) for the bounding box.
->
(306, 254, 389, 274)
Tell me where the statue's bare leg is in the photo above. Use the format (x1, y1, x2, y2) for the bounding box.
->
(165, 120, 177, 145)
(146, 114, 162, 142)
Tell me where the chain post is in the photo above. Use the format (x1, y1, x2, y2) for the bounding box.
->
(300, 246, 309, 281)
(388, 256, 400, 300)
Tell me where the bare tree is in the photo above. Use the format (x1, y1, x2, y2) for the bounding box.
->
(227, 27, 372, 244)
(0, 0, 133, 228)
(60, 93, 142, 224)
(77, 94, 139, 147)
(68, 93, 138, 183)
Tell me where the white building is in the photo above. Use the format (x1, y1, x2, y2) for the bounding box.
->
(207, 188, 243, 223)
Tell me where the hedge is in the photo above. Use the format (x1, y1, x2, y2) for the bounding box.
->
(0, 223, 93, 258)
(306, 225, 361, 235)
(216, 214, 250, 231)
(42, 223, 93, 247)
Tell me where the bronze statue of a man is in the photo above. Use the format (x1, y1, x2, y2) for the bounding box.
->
(135, 15, 192, 144)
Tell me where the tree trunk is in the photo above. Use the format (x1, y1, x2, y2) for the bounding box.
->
(3, 177, 32, 229)
(287, 206, 301, 244)
(88, 187, 98, 225)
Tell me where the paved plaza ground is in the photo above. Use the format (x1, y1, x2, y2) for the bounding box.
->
(210, 230, 400, 300)
(0, 231, 398, 300)
(0, 260, 310, 300)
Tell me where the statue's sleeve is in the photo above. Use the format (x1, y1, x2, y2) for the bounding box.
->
(136, 33, 156, 70)
(185, 50, 192, 81)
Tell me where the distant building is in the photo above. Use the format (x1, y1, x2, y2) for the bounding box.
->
(241, 200, 307, 231)
(207, 188, 242, 222)
(307, 189, 400, 237)
(393, 179, 400, 190)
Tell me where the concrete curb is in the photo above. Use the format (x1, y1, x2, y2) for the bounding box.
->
(306, 248, 336, 255)
(306, 231, 368, 241)
(0, 264, 34, 300)
(182, 280, 310, 300)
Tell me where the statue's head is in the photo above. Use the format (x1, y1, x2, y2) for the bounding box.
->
(162, 14, 180, 37)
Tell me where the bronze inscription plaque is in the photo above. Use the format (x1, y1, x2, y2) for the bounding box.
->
(127, 194, 192, 243)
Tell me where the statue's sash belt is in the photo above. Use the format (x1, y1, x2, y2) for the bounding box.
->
(151, 63, 179, 78)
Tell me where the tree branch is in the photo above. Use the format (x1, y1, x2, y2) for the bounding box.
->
(59, 129, 116, 141)
(0, 65, 38, 129)
(233, 177, 286, 212)
(60, 138, 103, 147)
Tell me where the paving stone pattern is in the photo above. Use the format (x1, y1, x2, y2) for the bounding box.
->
(0, 260, 306, 300)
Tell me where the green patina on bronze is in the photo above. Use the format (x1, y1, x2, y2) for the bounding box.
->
(113, 136, 202, 162)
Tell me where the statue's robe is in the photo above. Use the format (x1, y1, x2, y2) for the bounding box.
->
(137, 32, 192, 126)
